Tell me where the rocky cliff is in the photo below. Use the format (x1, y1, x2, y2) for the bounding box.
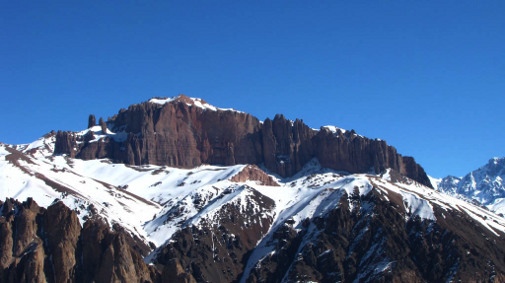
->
(54, 95, 432, 188)
(0, 198, 162, 283)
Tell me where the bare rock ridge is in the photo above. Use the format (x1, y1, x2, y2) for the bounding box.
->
(3, 190, 505, 282)
(54, 95, 432, 188)
(0, 198, 166, 283)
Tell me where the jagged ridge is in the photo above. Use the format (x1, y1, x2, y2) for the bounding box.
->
(54, 95, 432, 188)
(436, 157, 505, 216)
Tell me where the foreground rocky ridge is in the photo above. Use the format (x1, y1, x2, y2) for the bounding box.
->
(0, 198, 161, 283)
(2, 142, 505, 282)
(3, 172, 505, 283)
(54, 95, 432, 188)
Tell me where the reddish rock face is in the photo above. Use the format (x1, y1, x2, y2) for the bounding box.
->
(54, 95, 432, 188)
(230, 165, 280, 186)
(0, 198, 159, 283)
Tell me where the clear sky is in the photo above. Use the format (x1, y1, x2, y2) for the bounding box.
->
(1, 1, 504, 178)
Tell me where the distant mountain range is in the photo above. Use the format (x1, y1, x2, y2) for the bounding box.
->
(434, 157, 505, 216)
(1, 95, 505, 282)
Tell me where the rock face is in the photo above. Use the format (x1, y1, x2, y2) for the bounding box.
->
(245, 189, 505, 282)
(154, 186, 276, 283)
(0, 198, 159, 283)
(54, 95, 432, 188)
(230, 165, 280, 186)
(3, 181, 505, 282)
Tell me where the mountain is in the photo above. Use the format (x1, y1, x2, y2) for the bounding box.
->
(2, 96, 505, 282)
(53, 95, 432, 188)
(436, 157, 505, 216)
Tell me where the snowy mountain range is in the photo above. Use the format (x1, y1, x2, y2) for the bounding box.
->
(1, 96, 505, 282)
(434, 157, 505, 216)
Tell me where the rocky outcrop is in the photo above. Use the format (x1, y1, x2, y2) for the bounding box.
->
(245, 189, 505, 282)
(54, 95, 433, 187)
(313, 128, 431, 187)
(42, 201, 80, 283)
(154, 186, 276, 282)
(230, 165, 280, 186)
(54, 131, 77, 158)
(3, 188, 505, 282)
(0, 198, 159, 283)
(76, 219, 157, 283)
(0, 198, 46, 282)
(88, 114, 96, 129)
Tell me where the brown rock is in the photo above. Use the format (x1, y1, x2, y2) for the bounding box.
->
(0, 198, 46, 283)
(0, 202, 13, 269)
(230, 165, 280, 186)
(12, 198, 40, 257)
(77, 218, 157, 283)
(42, 201, 80, 283)
(156, 187, 276, 283)
(88, 114, 96, 129)
(54, 96, 433, 187)
(0, 199, 160, 283)
(54, 131, 77, 157)
(161, 259, 197, 283)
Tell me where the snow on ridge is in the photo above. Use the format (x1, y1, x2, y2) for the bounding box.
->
(399, 191, 436, 220)
(376, 173, 505, 234)
(148, 95, 240, 113)
(322, 125, 347, 134)
(0, 144, 10, 156)
(436, 156, 505, 214)
(149, 97, 177, 105)
(320, 125, 372, 139)
(428, 175, 442, 190)
(75, 125, 127, 143)
(4, 141, 505, 263)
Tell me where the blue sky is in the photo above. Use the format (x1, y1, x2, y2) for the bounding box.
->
(1, 1, 504, 178)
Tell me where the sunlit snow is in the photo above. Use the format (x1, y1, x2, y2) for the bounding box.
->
(2, 140, 505, 267)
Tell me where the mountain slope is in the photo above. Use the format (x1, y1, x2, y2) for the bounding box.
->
(437, 157, 505, 216)
(2, 96, 505, 282)
(2, 139, 505, 282)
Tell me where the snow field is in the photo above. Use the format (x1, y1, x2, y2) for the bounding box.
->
(2, 141, 505, 267)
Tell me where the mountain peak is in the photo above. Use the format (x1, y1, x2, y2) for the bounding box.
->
(52, 95, 432, 187)
(148, 94, 237, 112)
(437, 156, 505, 215)
(488, 157, 505, 167)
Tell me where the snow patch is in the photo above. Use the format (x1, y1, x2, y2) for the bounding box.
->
(148, 96, 239, 112)
(400, 191, 436, 220)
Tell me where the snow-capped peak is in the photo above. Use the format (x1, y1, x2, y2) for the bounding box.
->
(149, 94, 238, 112)
(436, 157, 505, 216)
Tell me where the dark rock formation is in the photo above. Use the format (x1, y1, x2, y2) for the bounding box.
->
(42, 201, 80, 283)
(99, 117, 107, 133)
(88, 114, 96, 129)
(154, 186, 276, 283)
(54, 95, 433, 188)
(3, 187, 505, 282)
(244, 189, 505, 282)
(0, 198, 159, 283)
(54, 131, 77, 158)
(76, 219, 157, 283)
(0, 198, 46, 282)
(312, 128, 432, 187)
